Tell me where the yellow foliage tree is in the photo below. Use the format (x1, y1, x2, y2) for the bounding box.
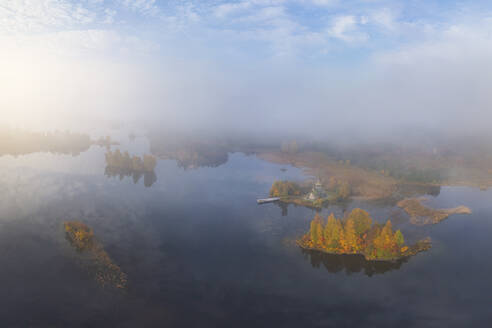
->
(343, 218, 359, 253)
(323, 214, 341, 251)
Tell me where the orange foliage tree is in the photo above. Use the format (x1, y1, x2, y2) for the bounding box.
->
(299, 208, 408, 260)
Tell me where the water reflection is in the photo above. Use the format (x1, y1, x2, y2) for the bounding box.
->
(398, 183, 441, 198)
(147, 132, 277, 169)
(277, 202, 289, 216)
(104, 167, 157, 187)
(274, 200, 350, 216)
(301, 249, 407, 276)
(150, 137, 229, 169)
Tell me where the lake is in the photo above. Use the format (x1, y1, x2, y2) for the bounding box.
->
(1, 133, 491, 327)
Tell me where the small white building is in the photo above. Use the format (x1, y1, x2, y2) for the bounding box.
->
(306, 179, 326, 200)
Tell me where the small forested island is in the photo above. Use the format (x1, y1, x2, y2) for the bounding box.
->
(397, 197, 471, 225)
(105, 150, 158, 187)
(105, 149, 157, 172)
(297, 209, 431, 261)
(269, 178, 350, 208)
(64, 221, 127, 289)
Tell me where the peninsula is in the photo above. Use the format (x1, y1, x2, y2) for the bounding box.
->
(397, 197, 471, 225)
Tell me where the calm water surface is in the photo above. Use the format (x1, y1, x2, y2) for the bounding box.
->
(1, 136, 491, 327)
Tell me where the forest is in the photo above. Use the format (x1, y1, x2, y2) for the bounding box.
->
(297, 208, 431, 261)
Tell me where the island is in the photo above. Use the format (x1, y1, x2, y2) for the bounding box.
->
(64, 221, 128, 289)
(397, 197, 471, 225)
(105, 149, 158, 187)
(0, 128, 93, 156)
(297, 208, 431, 261)
(269, 178, 350, 208)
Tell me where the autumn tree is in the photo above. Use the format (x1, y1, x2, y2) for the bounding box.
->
(347, 208, 372, 235)
(269, 181, 301, 197)
(342, 218, 359, 253)
(310, 214, 324, 247)
(337, 181, 351, 200)
(300, 209, 409, 260)
(323, 214, 341, 251)
(372, 220, 399, 259)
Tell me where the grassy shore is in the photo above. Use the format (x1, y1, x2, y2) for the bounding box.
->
(259, 151, 401, 200)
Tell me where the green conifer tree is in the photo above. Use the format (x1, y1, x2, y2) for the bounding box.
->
(394, 230, 404, 247)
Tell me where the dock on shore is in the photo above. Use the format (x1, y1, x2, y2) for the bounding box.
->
(257, 197, 280, 204)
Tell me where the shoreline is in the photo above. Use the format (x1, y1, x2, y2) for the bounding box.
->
(297, 238, 431, 263)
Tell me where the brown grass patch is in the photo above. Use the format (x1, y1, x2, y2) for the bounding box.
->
(397, 198, 471, 225)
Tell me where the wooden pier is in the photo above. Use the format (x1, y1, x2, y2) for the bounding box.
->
(257, 197, 280, 204)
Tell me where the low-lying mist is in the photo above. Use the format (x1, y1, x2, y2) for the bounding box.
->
(2, 26, 492, 145)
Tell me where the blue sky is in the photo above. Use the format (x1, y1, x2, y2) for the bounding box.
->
(1, 1, 492, 135)
(2, 0, 492, 62)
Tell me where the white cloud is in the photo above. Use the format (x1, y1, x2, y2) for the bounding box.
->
(327, 15, 368, 42)
(103, 8, 117, 24)
(213, 0, 287, 18)
(305, 0, 337, 6)
(0, 0, 96, 34)
(370, 8, 397, 31)
(214, 2, 252, 18)
(119, 0, 159, 16)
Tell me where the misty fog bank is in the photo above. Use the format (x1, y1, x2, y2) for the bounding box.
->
(2, 47, 491, 141)
(2, 3, 492, 141)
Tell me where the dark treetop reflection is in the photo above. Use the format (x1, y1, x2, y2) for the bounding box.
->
(301, 249, 408, 276)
